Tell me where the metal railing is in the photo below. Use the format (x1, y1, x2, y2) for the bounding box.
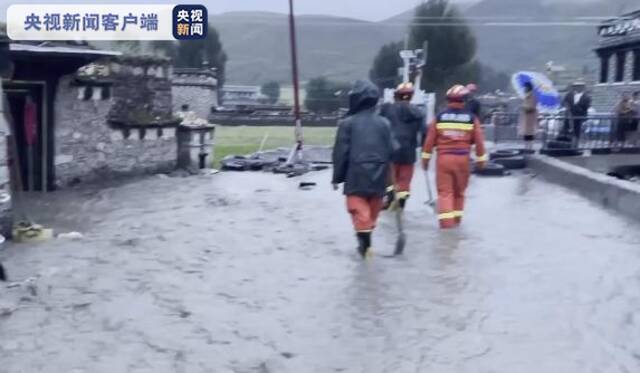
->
(487, 112, 640, 152)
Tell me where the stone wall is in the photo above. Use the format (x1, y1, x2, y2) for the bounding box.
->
(0, 84, 12, 236)
(107, 57, 175, 126)
(54, 73, 178, 187)
(171, 68, 218, 121)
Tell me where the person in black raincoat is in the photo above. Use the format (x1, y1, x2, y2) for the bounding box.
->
(379, 82, 426, 210)
(332, 80, 395, 259)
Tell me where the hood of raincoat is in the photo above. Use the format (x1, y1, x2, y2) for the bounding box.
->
(348, 80, 380, 115)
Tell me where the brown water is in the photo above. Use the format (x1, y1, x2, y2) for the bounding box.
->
(1, 169, 639, 372)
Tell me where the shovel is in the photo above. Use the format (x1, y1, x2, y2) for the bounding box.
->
(424, 170, 436, 210)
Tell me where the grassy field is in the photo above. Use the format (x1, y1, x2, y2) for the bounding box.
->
(213, 126, 336, 166)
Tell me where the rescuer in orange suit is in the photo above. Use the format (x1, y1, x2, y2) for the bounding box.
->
(380, 82, 426, 210)
(421, 85, 488, 229)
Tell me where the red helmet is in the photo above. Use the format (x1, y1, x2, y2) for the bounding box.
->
(395, 82, 415, 100)
(446, 85, 469, 101)
(466, 83, 478, 93)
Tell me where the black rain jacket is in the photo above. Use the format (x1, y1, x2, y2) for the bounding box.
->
(332, 80, 395, 197)
(380, 101, 425, 164)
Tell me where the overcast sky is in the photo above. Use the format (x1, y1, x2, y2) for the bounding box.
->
(0, 0, 599, 22)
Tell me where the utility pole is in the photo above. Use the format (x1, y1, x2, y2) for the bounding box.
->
(286, 0, 303, 165)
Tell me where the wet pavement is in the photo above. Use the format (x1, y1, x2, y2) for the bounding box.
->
(1, 168, 640, 372)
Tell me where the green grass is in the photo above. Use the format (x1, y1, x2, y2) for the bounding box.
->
(213, 126, 336, 167)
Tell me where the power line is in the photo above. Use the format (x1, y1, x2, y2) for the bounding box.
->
(211, 19, 604, 27)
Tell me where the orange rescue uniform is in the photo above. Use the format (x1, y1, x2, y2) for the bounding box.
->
(346, 196, 384, 232)
(422, 102, 487, 229)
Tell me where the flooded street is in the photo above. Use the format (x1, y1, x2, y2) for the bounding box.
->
(1, 169, 640, 372)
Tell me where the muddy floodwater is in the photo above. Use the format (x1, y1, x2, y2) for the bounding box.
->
(1, 169, 640, 372)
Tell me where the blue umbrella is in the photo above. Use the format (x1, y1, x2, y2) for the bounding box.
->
(511, 71, 561, 113)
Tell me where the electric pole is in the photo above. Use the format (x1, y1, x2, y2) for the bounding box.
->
(286, 0, 303, 165)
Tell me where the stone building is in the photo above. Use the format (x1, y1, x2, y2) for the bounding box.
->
(55, 56, 181, 186)
(172, 67, 218, 120)
(1, 36, 188, 189)
(592, 9, 640, 112)
(2, 39, 123, 192)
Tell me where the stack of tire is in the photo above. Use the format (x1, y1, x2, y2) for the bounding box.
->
(473, 149, 528, 177)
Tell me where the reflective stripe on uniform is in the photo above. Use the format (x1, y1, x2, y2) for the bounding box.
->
(396, 191, 410, 199)
(421, 152, 431, 159)
(476, 153, 488, 162)
(453, 211, 464, 218)
(438, 212, 457, 220)
(386, 185, 395, 192)
(436, 122, 474, 131)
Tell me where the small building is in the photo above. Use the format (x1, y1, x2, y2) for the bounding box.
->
(172, 66, 218, 120)
(592, 9, 640, 112)
(221, 85, 267, 109)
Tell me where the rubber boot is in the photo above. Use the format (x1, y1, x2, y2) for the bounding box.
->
(356, 232, 372, 259)
(398, 196, 408, 210)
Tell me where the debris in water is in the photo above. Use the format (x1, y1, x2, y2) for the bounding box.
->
(57, 232, 84, 240)
(299, 182, 317, 190)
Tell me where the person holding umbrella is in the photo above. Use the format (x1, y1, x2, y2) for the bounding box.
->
(519, 82, 539, 151)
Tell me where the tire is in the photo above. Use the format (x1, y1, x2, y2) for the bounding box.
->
(473, 162, 506, 176)
(545, 140, 573, 149)
(490, 149, 522, 160)
(493, 156, 527, 170)
(591, 148, 612, 155)
(618, 147, 640, 154)
(540, 149, 583, 157)
(221, 160, 247, 171)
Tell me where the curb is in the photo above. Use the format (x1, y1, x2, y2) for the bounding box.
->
(529, 155, 640, 221)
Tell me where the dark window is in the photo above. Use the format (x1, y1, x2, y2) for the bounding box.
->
(600, 55, 610, 83)
(83, 86, 93, 100)
(634, 50, 640, 81)
(615, 52, 626, 82)
(101, 86, 111, 100)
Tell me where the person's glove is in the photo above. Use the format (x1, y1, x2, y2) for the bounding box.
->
(421, 159, 430, 171)
(476, 161, 487, 170)
(332, 183, 339, 191)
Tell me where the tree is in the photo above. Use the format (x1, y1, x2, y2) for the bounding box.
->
(150, 40, 178, 61)
(369, 41, 403, 90)
(174, 25, 228, 86)
(408, 0, 478, 100)
(261, 81, 281, 104)
(477, 63, 510, 94)
(305, 77, 349, 114)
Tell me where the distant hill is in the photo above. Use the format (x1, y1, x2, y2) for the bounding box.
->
(214, 0, 639, 85)
(465, 0, 639, 73)
(211, 12, 401, 85)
